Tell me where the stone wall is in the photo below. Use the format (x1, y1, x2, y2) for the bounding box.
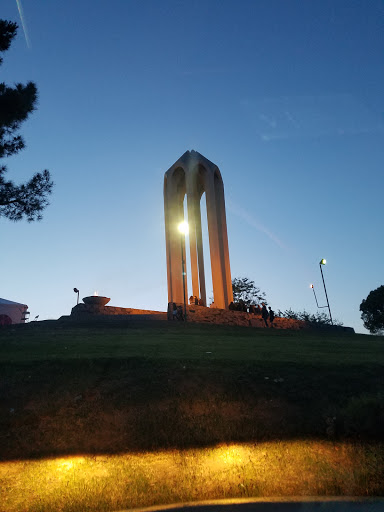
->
(71, 303, 167, 321)
(70, 302, 354, 333)
(185, 305, 306, 329)
(185, 305, 354, 332)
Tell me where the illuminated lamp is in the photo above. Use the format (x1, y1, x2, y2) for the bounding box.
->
(178, 221, 189, 235)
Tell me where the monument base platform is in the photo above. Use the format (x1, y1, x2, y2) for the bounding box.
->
(185, 305, 354, 332)
(70, 303, 167, 322)
(69, 303, 354, 333)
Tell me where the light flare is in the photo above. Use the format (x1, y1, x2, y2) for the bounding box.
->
(178, 221, 189, 235)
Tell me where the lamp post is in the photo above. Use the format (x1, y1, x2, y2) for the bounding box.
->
(319, 259, 333, 325)
(310, 284, 328, 310)
(178, 221, 189, 321)
(310, 284, 320, 308)
(73, 287, 79, 305)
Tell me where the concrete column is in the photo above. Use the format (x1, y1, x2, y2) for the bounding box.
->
(195, 199, 207, 305)
(164, 176, 172, 303)
(186, 175, 200, 300)
(165, 172, 186, 304)
(214, 175, 233, 305)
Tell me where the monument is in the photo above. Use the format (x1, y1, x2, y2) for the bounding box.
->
(164, 150, 233, 310)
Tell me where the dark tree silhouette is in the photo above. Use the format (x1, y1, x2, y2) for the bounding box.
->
(360, 285, 384, 335)
(232, 277, 267, 307)
(0, 20, 53, 221)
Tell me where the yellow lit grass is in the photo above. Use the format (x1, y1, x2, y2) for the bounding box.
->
(1, 441, 383, 512)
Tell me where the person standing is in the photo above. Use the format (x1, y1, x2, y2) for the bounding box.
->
(261, 303, 269, 327)
(177, 305, 184, 321)
(269, 306, 275, 327)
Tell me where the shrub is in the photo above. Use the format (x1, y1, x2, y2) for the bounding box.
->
(277, 309, 343, 326)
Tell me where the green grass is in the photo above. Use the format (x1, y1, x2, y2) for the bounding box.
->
(2, 442, 384, 512)
(0, 320, 381, 363)
(0, 320, 383, 510)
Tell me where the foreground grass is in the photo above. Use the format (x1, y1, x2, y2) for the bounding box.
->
(0, 321, 383, 510)
(0, 320, 381, 364)
(1, 442, 384, 512)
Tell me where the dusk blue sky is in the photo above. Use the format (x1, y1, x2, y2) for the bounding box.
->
(1, 0, 383, 333)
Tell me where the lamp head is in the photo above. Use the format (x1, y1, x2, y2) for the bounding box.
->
(178, 221, 189, 235)
(310, 284, 314, 289)
(320, 259, 326, 265)
(73, 288, 79, 293)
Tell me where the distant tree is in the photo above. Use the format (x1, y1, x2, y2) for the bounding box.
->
(232, 277, 267, 307)
(0, 20, 53, 221)
(277, 308, 343, 326)
(360, 286, 384, 335)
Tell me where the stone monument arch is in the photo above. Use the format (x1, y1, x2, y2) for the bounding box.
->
(164, 150, 233, 309)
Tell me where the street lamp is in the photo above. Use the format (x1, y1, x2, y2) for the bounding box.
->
(310, 284, 328, 310)
(178, 221, 189, 321)
(73, 287, 79, 305)
(319, 259, 333, 325)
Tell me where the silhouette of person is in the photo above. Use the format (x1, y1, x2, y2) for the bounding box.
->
(167, 302, 175, 320)
(269, 306, 275, 327)
(261, 303, 269, 327)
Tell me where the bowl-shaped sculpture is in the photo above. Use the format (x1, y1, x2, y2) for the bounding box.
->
(82, 296, 110, 306)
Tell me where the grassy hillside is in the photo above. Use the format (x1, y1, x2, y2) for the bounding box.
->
(0, 320, 383, 511)
(1, 320, 383, 458)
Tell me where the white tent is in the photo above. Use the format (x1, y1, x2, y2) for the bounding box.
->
(0, 298, 29, 324)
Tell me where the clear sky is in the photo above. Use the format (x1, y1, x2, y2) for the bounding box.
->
(1, 0, 383, 333)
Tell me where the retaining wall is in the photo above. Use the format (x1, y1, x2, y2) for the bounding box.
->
(70, 303, 354, 332)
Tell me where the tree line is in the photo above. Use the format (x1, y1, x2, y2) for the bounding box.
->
(233, 277, 384, 334)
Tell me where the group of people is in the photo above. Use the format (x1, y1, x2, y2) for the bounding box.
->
(229, 301, 275, 327)
(189, 296, 205, 306)
(167, 298, 275, 327)
(261, 303, 275, 327)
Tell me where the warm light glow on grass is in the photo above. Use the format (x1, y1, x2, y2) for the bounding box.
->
(216, 444, 245, 465)
(178, 221, 189, 234)
(1, 442, 383, 512)
(56, 457, 86, 472)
